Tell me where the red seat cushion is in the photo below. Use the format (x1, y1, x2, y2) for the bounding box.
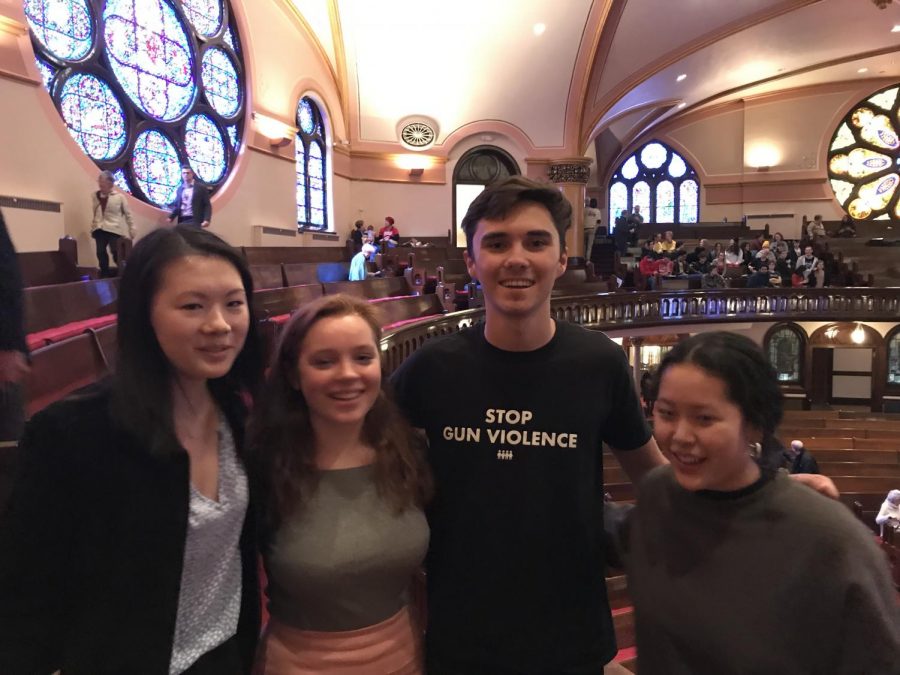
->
(382, 314, 443, 331)
(26, 314, 117, 350)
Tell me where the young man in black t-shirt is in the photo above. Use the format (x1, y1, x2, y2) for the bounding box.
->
(391, 177, 666, 674)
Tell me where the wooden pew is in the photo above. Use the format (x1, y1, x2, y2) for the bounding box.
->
(18, 236, 80, 287)
(242, 246, 348, 265)
(249, 264, 286, 290)
(24, 333, 110, 416)
(25, 278, 120, 349)
(322, 276, 415, 300)
(283, 261, 351, 285)
(253, 284, 323, 320)
(373, 294, 446, 329)
(818, 462, 900, 478)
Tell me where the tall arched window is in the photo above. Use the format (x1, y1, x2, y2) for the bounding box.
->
(827, 83, 899, 220)
(764, 323, 806, 385)
(608, 141, 699, 224)
(452, 145, 520, 248)
(26, 0, 245, 207)
(295, 96, 328, 230)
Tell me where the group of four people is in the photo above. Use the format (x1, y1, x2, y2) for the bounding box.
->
(1, 177, 897, 674)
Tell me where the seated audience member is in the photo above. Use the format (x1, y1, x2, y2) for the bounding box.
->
(671, 251, 689, 276)
(688, 250, 710, 275)
(653, 230, 677, 255)
(348, 242, 376, 281)
(783, 439, 819, 474)
(773, 255, 792, 284)
(795, 246, 819, 285)
(91, 170, 135, 277)
(0, 226, 263, 673)
(807, 214, 826, 242)
(746, 265, 773, 288)
(835, 214, 857, 238)
(876, 490, 900, 537)
(724, 242, 743, 268)
(378, 217, 400, 248)
(753, 242, 776, 270)
(249, 295, 431, 674)
(701, 263, 727, 289)
(0, 209, 28, 443)
(639, 252, 663, 289)
(748, 233, 764, 252)
(809, 261, 826, 288)
(770, 232, 789, 260)
(616, 332, 900, 674)
(350, 220, 364, 253)
(656, 255, 674, 277)
(640, 237, 655, 259)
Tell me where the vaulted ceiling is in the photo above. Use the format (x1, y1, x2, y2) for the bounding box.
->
(287, 0, 900, 158)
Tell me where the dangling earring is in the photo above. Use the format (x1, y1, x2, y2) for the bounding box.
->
(748, 442, 762, 459)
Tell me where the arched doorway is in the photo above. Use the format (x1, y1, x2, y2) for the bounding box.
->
(452, 145, 520, 248)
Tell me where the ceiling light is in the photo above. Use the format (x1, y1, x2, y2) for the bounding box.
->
(676, 74, 687, 82)
(851, 323, 866, 344)
(858, 67, 869, 73)
(677, 102, 687, 109)
(533, 23, 546, 36)
(892, 25, 900, 32)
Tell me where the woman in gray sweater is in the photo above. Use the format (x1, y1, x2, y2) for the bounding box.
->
(620, 332, 900, 674)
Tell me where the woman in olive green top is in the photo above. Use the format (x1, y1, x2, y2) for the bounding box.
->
(249, 295, 431, 674)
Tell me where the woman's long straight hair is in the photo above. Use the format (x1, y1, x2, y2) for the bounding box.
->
(112, 226, 262, 456)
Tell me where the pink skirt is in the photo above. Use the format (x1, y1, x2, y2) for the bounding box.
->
(255, 606, 423, 675)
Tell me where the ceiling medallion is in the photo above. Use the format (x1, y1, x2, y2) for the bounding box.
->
(397, 116, 439, 151)
(401, 122, 435, 148)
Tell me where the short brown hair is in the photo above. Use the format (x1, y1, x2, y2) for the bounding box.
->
(247, 294, 431, 531)
(461, 176, 572, 256)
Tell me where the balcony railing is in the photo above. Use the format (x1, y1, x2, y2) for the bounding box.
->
(380, 288, 900, 374)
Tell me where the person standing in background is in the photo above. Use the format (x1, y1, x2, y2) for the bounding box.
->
(91, 171, 135, 277)
(169, 167, 212, 228)
(378, 217, 400, 248)
(0, 209, 28, 443)
(350, 220, 364, 253)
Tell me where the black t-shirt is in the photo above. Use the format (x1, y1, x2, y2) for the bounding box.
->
(390, 321, 651, 672)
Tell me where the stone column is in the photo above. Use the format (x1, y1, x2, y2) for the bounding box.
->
(548, 159, 592, 260)
(629, 337, 645, 392)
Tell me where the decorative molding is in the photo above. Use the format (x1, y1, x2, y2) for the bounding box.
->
(0, 15, 26, 36)
(326, 0, 350, 138)
(0, 66, 40, 86)
(0, 195, 61, 212)
(548, 160, 592, 184)
(247, 143, 297, 164)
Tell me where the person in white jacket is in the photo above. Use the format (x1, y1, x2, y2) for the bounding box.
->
(91, 171, 135, 277)
(875, 489, 900, 537)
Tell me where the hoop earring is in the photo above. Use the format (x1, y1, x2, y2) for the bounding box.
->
(748, 442, 762, 459)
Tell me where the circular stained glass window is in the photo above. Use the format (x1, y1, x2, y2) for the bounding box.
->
(201, 47, 241, 118)
(24, 0, 93, 62)
(640, 142, 667, 170)
(185, 114, 226, 183)
(103, 0, 196, 121)
(27, 0, 246, 209)
(132, 129, 182, 207)
(828, 83, 900, 220)
(181, 0, 223, 37)
(58, 73, 127, 160)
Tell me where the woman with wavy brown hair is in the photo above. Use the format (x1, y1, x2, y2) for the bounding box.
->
(248, 294, 431, 675)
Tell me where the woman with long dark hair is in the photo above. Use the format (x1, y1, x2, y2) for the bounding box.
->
(249, 294, 431, 674)
(619, 332, 900, 673)
(0, 226, 263, 674)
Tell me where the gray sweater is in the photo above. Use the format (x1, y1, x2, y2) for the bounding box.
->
(622, 466, 900, 674)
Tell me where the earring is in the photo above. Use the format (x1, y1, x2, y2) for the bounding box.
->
(748, 442, 762, 459)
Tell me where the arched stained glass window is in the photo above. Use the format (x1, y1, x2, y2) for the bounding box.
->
(295, 96, 329, 230)
(608, 140, 699, 223)
(765, 324, 805, 384)
(26, 0, 245, 208)
(656, 180, 674, 223)
(828, 83, 900, 220)
(888, 328, 900, 384)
